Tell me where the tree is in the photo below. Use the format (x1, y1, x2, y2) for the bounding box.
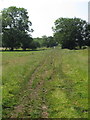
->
(42, 35, 48, 47)
(2, 6, 33, 50)
(53, 17, 87, 49)
(20, 31, 33, 50)
(2, 28, 21, 50)
(74, 18, 87, 49)
(41, 35, 58, 48)
(84, 24, 90, 46)
(45, 36, 57, 47)
(29, 41, 40, 50)
(33, 37, 45, 47)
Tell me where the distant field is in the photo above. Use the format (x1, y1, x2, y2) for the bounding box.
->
(2, 48, 88, 118)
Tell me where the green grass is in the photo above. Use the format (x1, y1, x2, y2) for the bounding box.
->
(2, 50, 49, 116)
(44, 49, 88, 118)
(2, 48, 88, 118)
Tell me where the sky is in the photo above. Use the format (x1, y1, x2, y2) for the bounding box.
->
(0, 0, 89, 38)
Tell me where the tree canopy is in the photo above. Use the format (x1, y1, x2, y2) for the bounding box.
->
(53, 17, 88, 49)
(2, 6, 33, 50)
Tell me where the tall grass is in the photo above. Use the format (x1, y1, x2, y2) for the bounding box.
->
(45, 49, 88, 118)
(2, 50, 48, 116)
(2, 48, 88, 118)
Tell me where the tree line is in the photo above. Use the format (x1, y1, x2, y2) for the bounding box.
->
(1, 6, 90, 50)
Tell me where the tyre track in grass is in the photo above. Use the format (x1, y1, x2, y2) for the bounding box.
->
(10, 50, 55, 118)
(43, 49, 88, 118)
(10, 54, 48, 118)
(41, 49, 59, 118)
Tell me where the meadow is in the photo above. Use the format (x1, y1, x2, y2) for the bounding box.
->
(2, 48, 88, 118)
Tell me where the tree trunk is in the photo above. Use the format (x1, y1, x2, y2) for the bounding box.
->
(79, 45, 82, 49)
(10, 47, 14, 51)
(23, 48, 26, 51)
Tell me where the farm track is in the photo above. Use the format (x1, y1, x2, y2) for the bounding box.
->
(3, 49, 88, 118)
(10, 50, 57, 118)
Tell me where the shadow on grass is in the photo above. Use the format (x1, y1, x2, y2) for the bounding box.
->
(1, 49, 47, 52)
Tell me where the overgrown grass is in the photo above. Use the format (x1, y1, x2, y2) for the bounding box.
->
(45, 49, 88, 118)
(2, 50, 49, 116)
(2, 48, 88, 118)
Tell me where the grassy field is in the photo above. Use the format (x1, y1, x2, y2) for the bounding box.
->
(2, 48, 88, 118)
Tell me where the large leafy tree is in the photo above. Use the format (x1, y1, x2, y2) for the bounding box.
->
(20, 31, 33, 50)
(53, 17, 87, 49)
(2, 28, 21, 50)
(2, 6, 33, 50)
(85, 24, 90, 46)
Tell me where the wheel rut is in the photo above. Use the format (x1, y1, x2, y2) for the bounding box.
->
(10, 51, 54, 118)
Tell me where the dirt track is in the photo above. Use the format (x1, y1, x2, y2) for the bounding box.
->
(10, 50, 56, 118)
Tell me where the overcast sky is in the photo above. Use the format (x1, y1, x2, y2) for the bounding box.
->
(0, 0, 89, 37)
